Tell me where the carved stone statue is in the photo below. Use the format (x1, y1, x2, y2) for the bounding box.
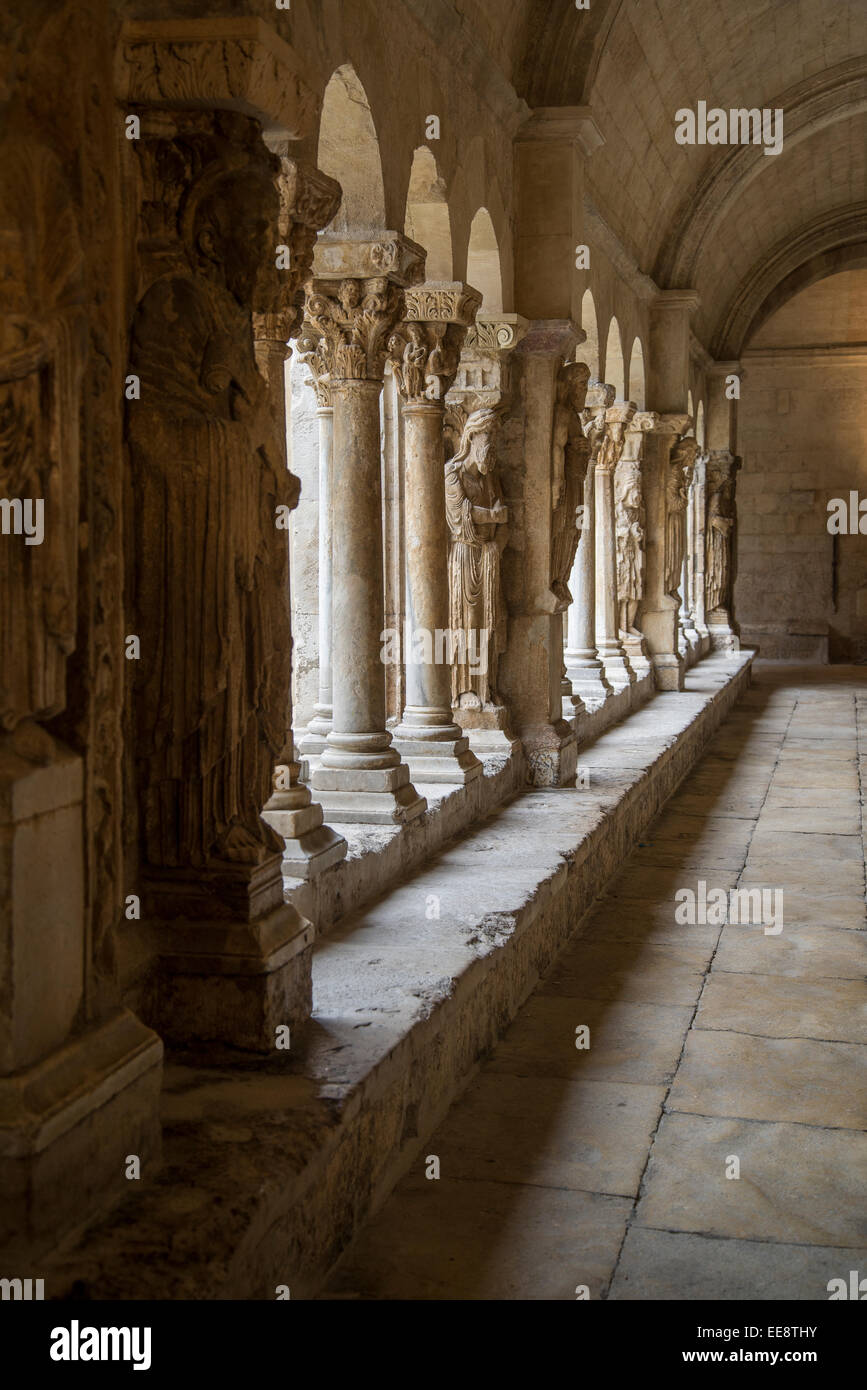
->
(445, 407, 509, 708)
(550, 360, 591, 607)
(127, 124, 296, 871)
(664, 435, 698, 597)
(706, 452, 737, 615)
(615, 454, 645, 637)
(0, 141, 85, 734)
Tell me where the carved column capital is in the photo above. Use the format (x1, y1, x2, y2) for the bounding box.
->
(387, 281, 481, 404)
(621, 410, 661, 463)
(447, 312, 529, 412)
(301, 277, 407, 383)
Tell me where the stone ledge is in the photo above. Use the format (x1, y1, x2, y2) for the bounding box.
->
(288, 747, 526, 937)
(42, 651, 752, 1300)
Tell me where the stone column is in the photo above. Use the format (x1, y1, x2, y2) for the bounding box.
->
(594, 400, 636, 689)
(498, 320, 581, 786)
(254, 159, 348, 880)
(679, 464, 701, 662)
(551, 361, 591, 723)
(637, 416, 691, 689)
(692, 452, 711, 650)
(705, 449, 740, 650)
(445, 313, 528, 752)
(387, 283, 483, 783)
(297, 359, 334, 761)
(565, 383, 614, 709)
(642, 289, 700, 690)
(303, 236, 427, 823)
(705, 364, 741, 650)
(616, 411, 657, 679)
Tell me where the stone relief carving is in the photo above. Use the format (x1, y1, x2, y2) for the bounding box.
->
(0, 140, 85, 734)
(550, 360, 591, 606)
(387, 322, 463, 403)
(127, 116, 295, 870)
(706, 450, 737, 615)
(664, 435, 698, 597)
(445, 407, 509, 708)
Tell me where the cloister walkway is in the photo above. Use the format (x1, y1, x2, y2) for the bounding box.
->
(324, 664, 867, 1300)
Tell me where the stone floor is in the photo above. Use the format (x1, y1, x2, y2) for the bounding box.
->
(323, 663, 867, 1300)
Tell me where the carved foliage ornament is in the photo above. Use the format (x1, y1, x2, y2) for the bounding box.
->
(302, 277, 404, 382)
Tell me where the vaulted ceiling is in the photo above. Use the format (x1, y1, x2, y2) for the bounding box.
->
(467, 0, 867, 354)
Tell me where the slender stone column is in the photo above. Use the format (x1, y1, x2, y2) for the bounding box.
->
(255, 161, 347, 878)
(705, 449, 740, 650)
(498, 320, 581, 786)
(565, 383, 614, 709)
(705, 365, 741, 650)
(551, 361, 591, 723)
(616, 411, 657, 679)
(637, 415, 691, 689)
(388, 284, 483, 783)
(298, 363, 334, 759)
(303, 236, 427, 823)
(679, 466, 701, 661)
(594, 401, 636, 688)
(692, 452, 711, 648)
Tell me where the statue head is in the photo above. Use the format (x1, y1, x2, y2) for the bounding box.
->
(557, 359, 591, 413)
(188, 166, 279, 307)
(452, 407, 501, 475)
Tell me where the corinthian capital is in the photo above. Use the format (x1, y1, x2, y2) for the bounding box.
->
(387, 281, 481, 404)
(301, 277, 404, 382)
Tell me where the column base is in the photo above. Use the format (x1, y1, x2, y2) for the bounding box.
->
(261, 790, 347, 879)
(565, 655, 613, 710)
(599, 647, 636, 690)
(708, 615, 740, 652)
(391, 731, 482, 785)
(621, 631, 652, 678)
(144, 857, 313, 1052)
(522, 719, 578, 788)
(651, 651, 686, 690)
(453, 702, 522, 757)
(0, 1009, 163, 1261)
(561, 689, 588, 722)
(312, 761, 427, 825)
(298, 711, 331, 759)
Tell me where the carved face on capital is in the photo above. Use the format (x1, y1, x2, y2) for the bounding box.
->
(195, 171, 279, 306)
